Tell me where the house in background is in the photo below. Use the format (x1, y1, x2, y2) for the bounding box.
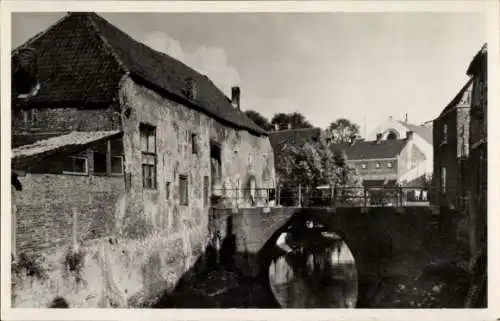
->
(330, 131, 430, 204)
(11, 12, 275, 255)
(431, 79, 473, 209)
(367, 116, 433, 184)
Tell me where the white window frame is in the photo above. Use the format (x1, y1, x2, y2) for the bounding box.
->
(361, 164, 367, 169)
(62, 156, 89, 175)
(375, 163, 380, 169)
(387, 162, 393, 168)
(443, 124, 448, 144)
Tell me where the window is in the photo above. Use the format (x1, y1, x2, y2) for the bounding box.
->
(441, 166, 447, 193)
(110, 138, 124, 174)
(191, 133, 198, 154)
(21, 109, 38, 127)
(375, 163, 380, 169)
(166, 181, 171, 199)
(111, 156, 123, 174)
(141, 124, 157, 189)
(443, 124, 448, 144)
(179, 175, 188, 206)
(387, 162, 393, 168)
(93, 151, 107, 174)
(361, 164, 367, 169)
(63, 156, 88, 175)
(203, 176, 209, 207)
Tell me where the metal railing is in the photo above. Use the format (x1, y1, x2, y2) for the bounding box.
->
(209, 185, 465, 209)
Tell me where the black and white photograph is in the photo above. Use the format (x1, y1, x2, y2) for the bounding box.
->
(1, 0, 497, 318)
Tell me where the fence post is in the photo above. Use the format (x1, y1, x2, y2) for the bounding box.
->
(298, 184, 302, 207)
(363, 187, 367, 207)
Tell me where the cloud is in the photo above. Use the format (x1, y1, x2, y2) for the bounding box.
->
(142, 31, 241, 97)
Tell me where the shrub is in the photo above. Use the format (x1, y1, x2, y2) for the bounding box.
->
(12, 252, 49, 280)
(63, 247, 86, 283)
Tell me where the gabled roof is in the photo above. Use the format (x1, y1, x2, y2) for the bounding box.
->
(12, 130, 121, 169)
(467, 43, 487, 76)
(397, 121, 434, 145)
(437, 79, 473, 118)
(330, 139, 407, 161)
(12, 12, 266, 136)
(268, 127, 322, 152)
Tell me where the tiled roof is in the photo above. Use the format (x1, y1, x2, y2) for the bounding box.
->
(12, 12, 266, 136)
(329, 139, 407, 161)
(397, 121, 434, 145)
(12, 130, 121, 169)
(268, 127, 322, 151)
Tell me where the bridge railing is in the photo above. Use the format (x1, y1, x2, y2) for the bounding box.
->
(211, 185, 469, 208)
(212, 185, 476, 209)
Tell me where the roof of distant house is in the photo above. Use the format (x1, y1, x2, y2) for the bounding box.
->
(268, 127, 322, 151)
(11, 12, 266, 136)
(330, 139, 407, 161)
(12, 130, 121, 169)
(396, 121, 433, 145)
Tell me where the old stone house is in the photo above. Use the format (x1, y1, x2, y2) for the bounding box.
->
(465, 43, 487, 265)
(431, 79, 473, 209)
(11, 12, 275, 254)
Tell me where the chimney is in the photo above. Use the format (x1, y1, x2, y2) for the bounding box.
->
(406, 130, 414, 141)
(404, 113, 408, 123)
(376, 133, 382, 144)
(231, 86, 240, 110)
(287, 123, 292, 130)
(389, 116, 393, 121)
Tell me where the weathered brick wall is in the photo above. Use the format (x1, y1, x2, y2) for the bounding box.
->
(12, 106, 121, 146)
(12, 173, 125, 252)
(118, 76, 275, 241)
(432, 106, 470, 207)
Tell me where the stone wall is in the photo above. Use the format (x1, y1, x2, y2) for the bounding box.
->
(118, 76, 275, 240)
(12, 173, 125, 253)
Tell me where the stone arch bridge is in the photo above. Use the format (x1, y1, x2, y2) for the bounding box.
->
(209, 206, 446, 307)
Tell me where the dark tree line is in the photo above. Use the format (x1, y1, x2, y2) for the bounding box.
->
(244, 110, 360, 144)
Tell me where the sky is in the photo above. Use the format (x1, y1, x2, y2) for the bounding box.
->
(11, 12, 486, 136)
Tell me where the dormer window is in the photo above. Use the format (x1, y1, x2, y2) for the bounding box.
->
(12, 47, 41, 99)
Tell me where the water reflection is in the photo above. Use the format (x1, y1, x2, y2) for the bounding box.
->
(269, 229, 358, 308)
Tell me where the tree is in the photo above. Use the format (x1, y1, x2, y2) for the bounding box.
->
(325, 118, 360, 144)
(271, 112, 313, 131)
(243, 110, 273, 131)
(275, 137, 363, 206)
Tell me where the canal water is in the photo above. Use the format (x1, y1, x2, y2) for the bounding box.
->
(269, 229, 358, 308)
